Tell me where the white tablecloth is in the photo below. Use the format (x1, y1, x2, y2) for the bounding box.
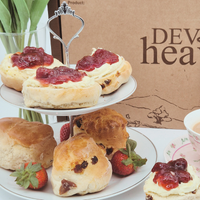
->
(0, 125, 187, 200)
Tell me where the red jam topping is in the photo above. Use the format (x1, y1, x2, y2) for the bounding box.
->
(75, 49, 119, 72)
(152, 158, 192, 191)
(36, 66, 87, 86)
(11, 46, 53, 70)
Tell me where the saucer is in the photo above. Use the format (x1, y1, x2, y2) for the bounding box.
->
(164, 134, 200, 177)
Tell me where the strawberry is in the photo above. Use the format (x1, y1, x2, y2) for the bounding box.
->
(10, 162, 48, 189)
(111, 139, 147, 176)
(60, 122, 70, 142)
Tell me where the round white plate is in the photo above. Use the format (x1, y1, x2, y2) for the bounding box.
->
(164, 134, 200, 177)
(0, 123, 157, 200)
(0, 76, 136, 116)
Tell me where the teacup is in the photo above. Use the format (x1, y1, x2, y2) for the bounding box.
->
(184, 109, 200, 156)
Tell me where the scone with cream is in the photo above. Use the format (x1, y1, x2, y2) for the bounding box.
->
(75, 48, 132, 94)
(0, 117, 57, 170)
(144, 158, 200, 200)
(0, 46, 63, 91)
(22, 66, 102, 109)
(73, 108, 129, 160)
(51, 132, 112, 197)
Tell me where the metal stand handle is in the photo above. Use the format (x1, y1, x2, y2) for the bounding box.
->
(47, 1, 84, 67)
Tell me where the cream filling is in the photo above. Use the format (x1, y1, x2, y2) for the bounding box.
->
(78, 48, 125, 79)
(0, 54, 63, 79)
(143, 165, 200, 197)
(23, 75, 95, 89)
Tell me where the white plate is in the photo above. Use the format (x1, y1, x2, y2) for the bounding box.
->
(0, 123, 157, 200)
(0, 76, 137, 116)
(164, 134, 200, 177)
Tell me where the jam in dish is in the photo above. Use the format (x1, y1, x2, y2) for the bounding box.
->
(36, 66, 87, 86)
(152, 158, 192, 191)
(75, 49, 119, 72)
(11, 46, 53, 69)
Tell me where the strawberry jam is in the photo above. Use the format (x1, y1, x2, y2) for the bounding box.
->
(151, 158, 192, 191)
(11, 46, 53, 70)
(36, 66, 87, 86)
(75, 49, 119, 72)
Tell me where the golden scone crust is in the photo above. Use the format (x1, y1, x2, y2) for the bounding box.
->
(96, 60, 132, 94)
(51, 133, 112, 197)
(0, 54, 63, 91)
(0, 117, 57, 170)
(73, 108, 129, 160)
(145, 189, 200, 200)
(22, 80, 102, 109)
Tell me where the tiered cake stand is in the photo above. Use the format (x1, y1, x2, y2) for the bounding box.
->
(0, 3, 158, 200)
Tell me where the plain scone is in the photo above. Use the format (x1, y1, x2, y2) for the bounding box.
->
(51, 133, 112, 197)
(0, 117, 57, 170)
(0, 53, 63, 91)
(73, 108, 129, 160)
(145, 188, 200, 200)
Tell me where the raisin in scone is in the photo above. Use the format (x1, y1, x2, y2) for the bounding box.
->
(75, 48, 132, 95)
(0, 46, 63, 91)
(73, 108, 129, 160)
(51, 133, 112, 197)
(144, 158, 200, 200)
(22, 66, 102, 109)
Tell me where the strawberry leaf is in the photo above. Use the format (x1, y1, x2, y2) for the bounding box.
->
(30, 175, 39, 187)
(127, 139, 137, 151)
(133, 158, 147, 167)
(119, 148, 128, 155)
(122, 157, 133, 166)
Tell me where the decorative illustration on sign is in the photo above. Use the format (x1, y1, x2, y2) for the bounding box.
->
(110, 94, 200, 129)
(147, 106, 172, 125)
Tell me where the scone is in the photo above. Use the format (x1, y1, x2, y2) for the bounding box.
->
(75, 48, 132, 95)
(51, 132, 112, 197)
(22, 66, 102, 109)
(73, 108, 129, 160)
(0, 46, 63, 91)
(0, 117, 57, 170)
(144, 158, 200, 200)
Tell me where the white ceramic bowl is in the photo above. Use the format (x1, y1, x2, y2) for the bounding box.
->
(184, 109, 200, 156)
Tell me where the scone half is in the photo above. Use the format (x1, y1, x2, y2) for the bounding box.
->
(22, 67, 102, 109)
(76, 48, 132, 95)
(145, 189, 200, 200)
(0, 51, 63, 92)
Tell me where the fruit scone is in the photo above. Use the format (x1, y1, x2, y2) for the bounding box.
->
(73, 108, 129, 160)
(143, 158, 200, 200)
(0, 46, 63, 91)
(51, 132, 112, 197)
(75, 48, 132, 94)
(22, 66, 102, 109)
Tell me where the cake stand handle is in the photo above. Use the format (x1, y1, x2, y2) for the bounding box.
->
(69, 115, 75, 137)
(47, 1, 84, 67)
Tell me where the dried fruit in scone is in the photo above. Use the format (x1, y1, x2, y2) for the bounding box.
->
(22, 66, 102, 109)
(51, 133, 112, 197)
(0, 46, 63, 91)
(75, 48, 132, 95)
(143, 158, 200, 200)
(0, 117, 57, 170)
(73, 108, 129, 160)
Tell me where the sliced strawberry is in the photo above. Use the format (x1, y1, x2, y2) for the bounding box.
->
(60, 122, 70, 142)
